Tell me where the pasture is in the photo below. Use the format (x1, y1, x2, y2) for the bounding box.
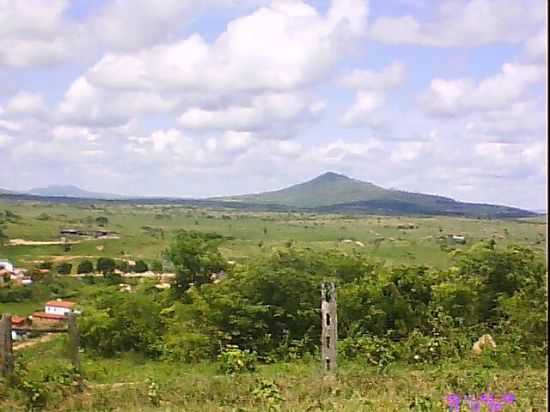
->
(0, 200, 546, 271)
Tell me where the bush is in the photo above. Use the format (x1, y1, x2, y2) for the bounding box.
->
(151, 260, 163, 273)
(218, 345, 257, 374)
(115, 260, 129, 272)
(0, 286, 32, 303)
(163, 331, 216, 363)
(97, 257, 116, 274)
(56, 262, 72, 275)
(339, 335, 396, 371)
(133, 260, 148, 273)
(38, 261, 53, 270)
(77, 260, 94, 274)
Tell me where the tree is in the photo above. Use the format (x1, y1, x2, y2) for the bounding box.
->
(77, 260, 94, 274)
(151, 260, 163, 273)
(97, 257, 116, 274)
(56, 262, 72, 275)
(115, 260, 129, 273)
(95, 216, 109, 227)
(166, 230, 227, 296)
(134, 260, 148, 273)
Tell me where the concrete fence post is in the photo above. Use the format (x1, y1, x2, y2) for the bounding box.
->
(321, 283, 337, 373)
(0, 314, 14, 378)
(67, 313, 83, 390)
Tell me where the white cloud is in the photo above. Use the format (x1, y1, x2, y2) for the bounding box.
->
(525, 27, 547, 62)
(339, 62, 405, 90)
(5, 92, 46, 116)
(339, 62, 406, 127)
(90, 0, 268, 52)
(58, 0, 366, 129)
(420, 63, 545, 116)
(178, 92, 324, 136)
(370, 0, 545, 47)
(0, 0, 83, 67)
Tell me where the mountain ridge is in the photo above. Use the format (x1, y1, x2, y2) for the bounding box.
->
(214, 172, 535, 217)
(0, 173, 538, 218)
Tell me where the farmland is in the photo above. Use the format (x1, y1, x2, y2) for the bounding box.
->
(0, 199, 547, 411)
(0, 200, 545, 271)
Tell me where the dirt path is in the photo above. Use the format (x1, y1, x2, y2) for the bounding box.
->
(13, 333, 57, 351)
(9, 238, 79, 246)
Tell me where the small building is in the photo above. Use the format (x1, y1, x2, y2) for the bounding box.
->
(11, 316, 28, 340)
(44, 299, 76, 316)
(448, 234, 466, 244)
(0, 260, 14, 273)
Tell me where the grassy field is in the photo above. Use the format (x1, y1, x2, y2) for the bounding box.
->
(2, 337, 546, 411)
(0, 200, 547, 411)
(0, 200, 546, 271)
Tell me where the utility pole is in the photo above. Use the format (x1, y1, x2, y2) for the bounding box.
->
(321, 282, 337, 373)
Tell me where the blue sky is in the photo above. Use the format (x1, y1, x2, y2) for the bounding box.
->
(0, 0, 547, 209)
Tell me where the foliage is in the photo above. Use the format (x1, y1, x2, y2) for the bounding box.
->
(95, 216, 109, 226)
(97, 257, 116, 274)
(79, 289, 164, 357)
(56, 262, 72, 275)
(133, 259, 148, 273)
(218, 345, 257, 374)
(165, 230, 227, 295)
(76, 260, 94, 274)
(0, 285, 33, 303)
(251, 379, 284, 411)
(151, 260, 163, 273)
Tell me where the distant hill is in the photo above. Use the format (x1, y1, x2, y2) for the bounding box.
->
(0, 173, 537, 218)
(215, 172, 536, 218)
(27, 185, 125, 200)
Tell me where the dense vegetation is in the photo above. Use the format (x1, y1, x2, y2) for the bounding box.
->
(75, 232, 546, 368)
(0, 201, 546, 411)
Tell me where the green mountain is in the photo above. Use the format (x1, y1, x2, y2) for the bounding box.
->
(216, 172, 535, 218)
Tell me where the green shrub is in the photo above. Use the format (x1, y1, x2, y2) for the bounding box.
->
(56, 262, 72, 275)
(163, 331, 215, 363)
(151, 260, 163, 273)
(251, 379, 284, 411)
(77, 260, 94, 274)
(97, 257, 116, 274)
(339, 335, 396, 372)
(218, 345, 257, 374)
(133, 260, 148, 273)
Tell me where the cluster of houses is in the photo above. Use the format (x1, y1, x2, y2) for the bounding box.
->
(0, 259, 32, 286)
(11, 299, 77, 339)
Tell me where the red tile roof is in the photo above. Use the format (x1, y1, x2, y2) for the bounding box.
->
(11, 316, 26, 325)
(32, 312, 67, 321)
(45, 300, 76, 309)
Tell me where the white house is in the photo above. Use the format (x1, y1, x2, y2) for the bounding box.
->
(0, 260, 14, 272)
(44, 299, 76, 316)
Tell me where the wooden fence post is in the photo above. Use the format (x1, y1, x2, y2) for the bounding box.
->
(0, 314, 14, 379)
(67, 313, 83, 390)
(321, 283, 337, 373)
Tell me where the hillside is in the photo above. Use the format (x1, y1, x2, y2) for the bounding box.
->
(216, 172, 535, 218)
(27, 185, 124, 199)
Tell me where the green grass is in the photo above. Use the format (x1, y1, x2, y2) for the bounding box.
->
(0, 300, 43, 316)
(1, 200, 546, 271)
(4, 338, 547, 411)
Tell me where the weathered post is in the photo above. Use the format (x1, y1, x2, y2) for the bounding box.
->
(0, 314, 14, 378)
(67, 313, 83, 390)
(321, 283, 337, 373)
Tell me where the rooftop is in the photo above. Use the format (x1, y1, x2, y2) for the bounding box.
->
(45, 299, 76, 309)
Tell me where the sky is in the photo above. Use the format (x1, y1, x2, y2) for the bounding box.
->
(0, 0, 547, 210)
